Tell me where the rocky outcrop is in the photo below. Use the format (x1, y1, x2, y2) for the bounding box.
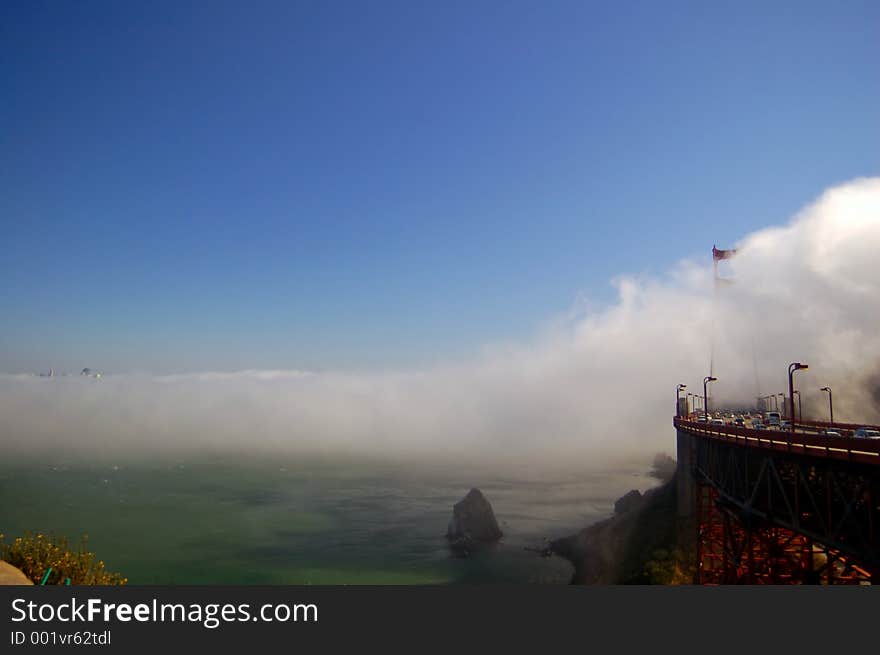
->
(548, 513, 636, 584)
(650, 453, 676, 482)
(446, 488, 503, 551)
(549, 476, 682, 584)
(614, 489, 643, 515)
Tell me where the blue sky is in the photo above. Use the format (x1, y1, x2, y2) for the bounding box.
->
(2, 1, 878, 373)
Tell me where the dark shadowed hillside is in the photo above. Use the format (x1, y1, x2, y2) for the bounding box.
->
(549, 469, 695, 584)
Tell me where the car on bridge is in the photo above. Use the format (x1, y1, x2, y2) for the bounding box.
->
(821, 428, 842, 436)
(734, 417, 745, 427)
(780, 420, 792, 430)
(853, 427, 880, 439)
(711, 418, 725, 426)
(766, 411, 782, 427)
(752, 419, 765, 430)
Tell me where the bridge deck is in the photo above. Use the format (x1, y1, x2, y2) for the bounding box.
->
(674, 416, 880, 467)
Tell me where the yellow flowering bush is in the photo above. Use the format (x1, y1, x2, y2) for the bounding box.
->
(0, 531, 126, 585)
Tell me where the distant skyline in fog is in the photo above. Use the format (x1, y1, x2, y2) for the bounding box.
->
(2, 1, 879, 374)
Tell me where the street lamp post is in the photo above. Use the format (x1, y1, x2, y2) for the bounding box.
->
(820, 387, 833, 425)
(676, 384, 687, 417)
(788, 362, 809, 429)
(703, 376, 717, 422)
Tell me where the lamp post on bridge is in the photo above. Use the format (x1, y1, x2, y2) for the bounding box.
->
(676, 384, 687, 417)
(788, 362, 809, 430)
(703, 376, 717, 422)
(820, 387, 833, 425)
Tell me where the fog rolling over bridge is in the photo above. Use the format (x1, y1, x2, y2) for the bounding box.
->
(2, 179, 880, 470)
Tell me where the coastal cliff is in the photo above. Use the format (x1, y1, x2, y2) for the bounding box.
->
(549, 464, 694, 584)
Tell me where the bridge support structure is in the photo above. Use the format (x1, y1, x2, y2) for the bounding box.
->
(675, 418, 880, 584)
(695, 483, 872, 584)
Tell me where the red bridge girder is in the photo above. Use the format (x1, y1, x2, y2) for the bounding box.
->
(676, 416, 880, 584)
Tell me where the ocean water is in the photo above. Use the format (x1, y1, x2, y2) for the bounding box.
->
(0, 455, 656, 584)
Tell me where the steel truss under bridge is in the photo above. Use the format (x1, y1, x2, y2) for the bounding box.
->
(676, 418, 880, 584)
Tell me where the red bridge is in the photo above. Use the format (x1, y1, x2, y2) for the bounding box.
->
(675, 415, 880, 584)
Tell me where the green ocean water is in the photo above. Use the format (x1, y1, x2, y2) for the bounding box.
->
(0, 456, 654, 584)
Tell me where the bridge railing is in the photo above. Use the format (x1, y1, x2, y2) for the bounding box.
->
(674, 416, 880, 466)
(797, 418, 880, 435)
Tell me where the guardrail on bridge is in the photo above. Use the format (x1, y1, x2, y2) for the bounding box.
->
(674, 416, 880, 467)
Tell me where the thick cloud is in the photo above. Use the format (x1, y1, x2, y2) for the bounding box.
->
(2, 178, 879, 468)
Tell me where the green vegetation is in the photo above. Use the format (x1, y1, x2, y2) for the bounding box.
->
(636, 546, 694, 585)
(617, 474, 696, 585)
(0, 531, 127, 585)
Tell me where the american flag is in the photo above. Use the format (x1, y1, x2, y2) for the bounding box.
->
(713, 245, 736, 261)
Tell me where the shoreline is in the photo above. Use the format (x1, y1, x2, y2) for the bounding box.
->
(547, 461, 688, 584)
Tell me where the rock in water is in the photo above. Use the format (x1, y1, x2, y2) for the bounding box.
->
(446, 488, 503, 550)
